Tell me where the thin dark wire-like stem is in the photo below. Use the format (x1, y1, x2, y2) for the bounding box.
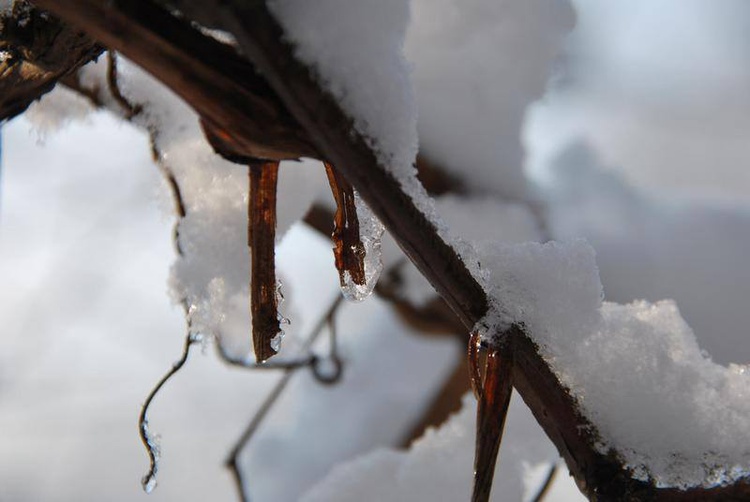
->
(214, 341, 314, 370)
(138, 331, 201, 492)
(226, 294, 344, 502)
(106, 50, 142, 118)
(530, 463, 559, 502)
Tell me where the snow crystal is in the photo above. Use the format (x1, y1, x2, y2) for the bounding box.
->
(406, 0, 575, 199)
(472, 235, 750, 488)
(583, 301, 750, 488)
(474, 239, 602, 341)
(300, 393, 557, 502)
(269, 0, 418, 182)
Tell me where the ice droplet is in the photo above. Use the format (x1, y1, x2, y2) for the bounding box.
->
(340, 192, 384, 302)
(142, 473, 157, 494)
(140, 420, 161, 494)
(271, 332, 284, 353)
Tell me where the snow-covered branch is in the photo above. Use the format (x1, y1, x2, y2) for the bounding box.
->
(15, 1, 750, 500)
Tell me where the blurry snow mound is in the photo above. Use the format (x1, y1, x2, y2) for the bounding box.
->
(270, 0, 418, 182)
(538, 141, 750, 364)
(301, 393, 556, 502)
(407, 0, 575, 199)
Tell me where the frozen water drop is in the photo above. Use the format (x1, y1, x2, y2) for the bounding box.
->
(340, 192, 384, 302)
(142, 474, 157, 494)
(271, 332, 284, 353)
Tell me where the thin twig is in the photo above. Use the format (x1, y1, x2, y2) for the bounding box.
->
(530, 463, 559, 502)
(225, 294, 344, 502)
(138, 330, 201, 493)
(106, 50, 142, 118)
(324, 162, 366, 287)
(214, 341, 314, 370)
(310, 300, 343, 384)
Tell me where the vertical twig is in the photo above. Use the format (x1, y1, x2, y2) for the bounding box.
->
(530, 463, 559, 502)
(138, 331, 201, 493)
(470, 338, 514, 502)
(106, 50, 143, 118)
(248, 160, 281, 362)
(324, 162, 366, 287)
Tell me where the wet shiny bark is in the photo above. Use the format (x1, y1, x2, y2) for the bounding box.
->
(324, 162, 366, 287)
(469, 333, 514, 502)
(249, 160, 281, 362)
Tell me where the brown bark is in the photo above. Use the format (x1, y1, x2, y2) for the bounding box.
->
(324, 162, 367, 288)
(248, 160, 282, 363)
(0, 1, 102, 121)
(471, 336, 514, 502)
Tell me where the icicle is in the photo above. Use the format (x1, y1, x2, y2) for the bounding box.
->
(324, 163, 384, 302)
(248, 160, 282, 362)
(348, 190, 384, 301)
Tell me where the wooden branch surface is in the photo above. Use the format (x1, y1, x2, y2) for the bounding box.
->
(28, 2, 750, 500)
(248, 161, 282, 362)
(0, 1, 102, 121)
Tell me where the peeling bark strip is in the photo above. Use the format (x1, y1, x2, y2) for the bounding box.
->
(249, 160, 281, 362)
(0, 1, 102, 121)
(470, 336, 514, 502)
(324, 162, 366, 287)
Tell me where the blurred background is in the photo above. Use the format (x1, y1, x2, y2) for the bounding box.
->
(1, 0, 749, 500)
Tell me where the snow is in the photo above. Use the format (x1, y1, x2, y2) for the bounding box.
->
(269, 0, 418, 183)
(24, 85, 94, 138)
(471, 237, 750, 488)
(538, 142, 750, 364)
(239, 294, 459, 501)
(406, 0, 575, 200)
(386, 194, 542, 307)
(583, 301, 750, 488)
(474, 239, 602, 342)
(526, 0, 750, 205)
(301, 393, 557, 502)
